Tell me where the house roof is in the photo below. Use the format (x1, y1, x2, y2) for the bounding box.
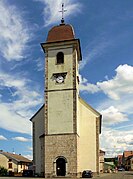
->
(0, 151, 32, 163)
(46, 23, 75, 43)
(100, 149, 105, 154)
(30, 104, 44, 121)
(126, 155, 133, 161)
(79, 97, 101, 116)
(123, 151, 133, 158)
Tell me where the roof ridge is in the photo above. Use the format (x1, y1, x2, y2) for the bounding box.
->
(0, 151, 32, 163)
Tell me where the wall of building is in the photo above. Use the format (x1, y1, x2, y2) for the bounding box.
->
(131, 158, 133, 170)
(17, 163, 29, 173)
(99, 154, 104, 172)
(44, 134, 78, 177)
(0, 154, 26, 173)
(47, 45, 74, 91)
(48, 90, 73, 134)
(46, 45, 75, 135)
(0, 154, 8, 169)
(77, 99, 99, 173)
(32, 106, 44, 174)
(9, 160, 18, 173)
(44, 43, 81, 177)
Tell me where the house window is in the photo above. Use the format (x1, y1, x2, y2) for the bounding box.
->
(21, 163, 22, 168)
(56, 52, 64, 64)
(8, 163, 12, 169)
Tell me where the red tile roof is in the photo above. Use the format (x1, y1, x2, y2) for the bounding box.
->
(46, 24, 75, 42)
(123, 151, 133, 158)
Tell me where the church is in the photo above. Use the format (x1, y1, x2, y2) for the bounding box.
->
(30, 17, 102, 177)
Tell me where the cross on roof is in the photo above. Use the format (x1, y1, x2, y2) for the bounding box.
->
(59, 3, 67, 24)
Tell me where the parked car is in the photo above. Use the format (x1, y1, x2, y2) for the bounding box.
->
(22, 170, 33, 177)
(118, 167, 125, 171)
(82, 170, 93, 178)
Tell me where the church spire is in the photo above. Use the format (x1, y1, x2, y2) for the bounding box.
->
(59, 3, 67, 24)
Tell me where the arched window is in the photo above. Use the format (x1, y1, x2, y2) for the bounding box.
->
(56, 52, 64, 64)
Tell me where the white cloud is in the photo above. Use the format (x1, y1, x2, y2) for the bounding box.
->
(0, 72, 27, 89)
(35, 0, 82, 26)
(79, 75, 100, 93)
(24, 154, 33, 160)
(79, 30, 114, 70)
(94, 64, 133, 156)
(80, 64, 133, 114)
(0, 135, 7, 140)
(35, 57, 44, 71)
(0, 103, 31, 134)
(0, 71, 43, 134)
(79, 64, 133, 135)
(12, 137, 31, 142)
(80, 64, 133, 99)
(117, 135, 133, 146)
(80, 40, 111, 70)
(101, 106, 128, 126)
(100, 127, 133, 157)
(97, 64, 133, 100)
(0, 0, 30, 61)
(27, 146, 33, 151)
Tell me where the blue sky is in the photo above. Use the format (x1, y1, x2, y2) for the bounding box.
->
(0, 0, 133, 159)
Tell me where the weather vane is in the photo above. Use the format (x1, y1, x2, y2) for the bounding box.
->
(59, 3, 67, 24)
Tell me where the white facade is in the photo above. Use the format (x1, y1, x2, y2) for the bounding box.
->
(78, 98, 100, 173)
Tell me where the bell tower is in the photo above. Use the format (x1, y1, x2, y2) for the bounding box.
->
(41, 22, 82, 177)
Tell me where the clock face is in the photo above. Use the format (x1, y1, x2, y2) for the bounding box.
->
(56, 75, 64, 83)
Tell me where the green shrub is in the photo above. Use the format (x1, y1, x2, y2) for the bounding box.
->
(0, 166, 7, 176)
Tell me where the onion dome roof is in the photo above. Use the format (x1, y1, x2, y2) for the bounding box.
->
(46, 23, 75, 42)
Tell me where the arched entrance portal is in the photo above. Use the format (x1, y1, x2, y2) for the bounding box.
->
(56, 157, 66, 176)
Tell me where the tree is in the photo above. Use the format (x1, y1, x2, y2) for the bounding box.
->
(0, 166, 7, 176)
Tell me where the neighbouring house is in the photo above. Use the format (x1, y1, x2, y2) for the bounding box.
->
(0, 150, 32, 175)
(130, 157, 133, 171)
(125, 155, 133, 171)
(122, 151, 133, 169)
(99, 150, 105, 173)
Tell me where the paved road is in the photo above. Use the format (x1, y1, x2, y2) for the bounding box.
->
(0, 172, 133, 179)
(94, 171, 133, 179)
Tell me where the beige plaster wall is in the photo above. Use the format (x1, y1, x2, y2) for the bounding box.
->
(78, 99, 99, 173)
(48, 90, 73, 134)
(99, 162, 104, 173)
(0, 154, 8, 169)
(17, 163, 29, 173)
(0, 154, 24, 173)
(9, 160, 17, 172)
(32, 106, 44, 174)
(47, 46, 74, 91)
(47, 45, 77, 134)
